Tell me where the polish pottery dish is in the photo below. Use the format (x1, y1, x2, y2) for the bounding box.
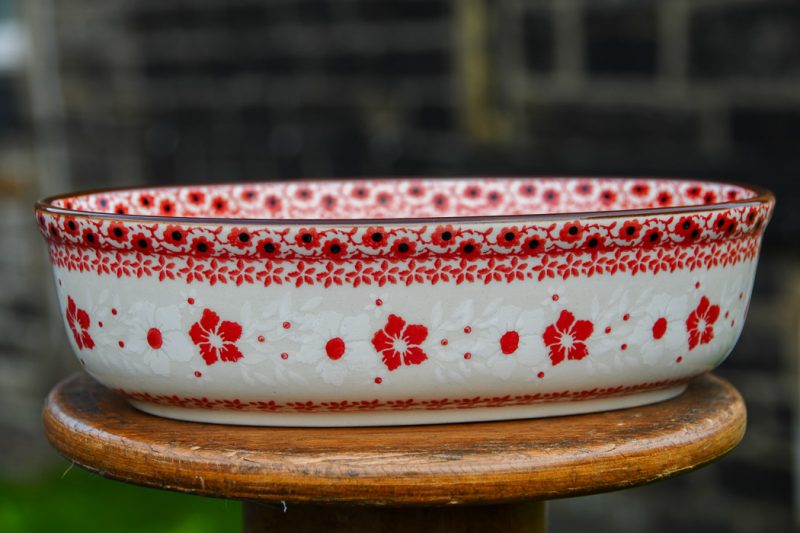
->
(36, 178, 773, 426)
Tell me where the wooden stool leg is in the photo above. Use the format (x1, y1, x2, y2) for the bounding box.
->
(243, 501, 546, 533)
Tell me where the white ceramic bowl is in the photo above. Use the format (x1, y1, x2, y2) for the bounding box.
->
(36, 178, 773, 426)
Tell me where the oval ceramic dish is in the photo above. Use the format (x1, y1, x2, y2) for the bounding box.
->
(36, 178, 773, 426)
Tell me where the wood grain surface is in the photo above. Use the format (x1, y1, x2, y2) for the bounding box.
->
(43, 372, 745, 506)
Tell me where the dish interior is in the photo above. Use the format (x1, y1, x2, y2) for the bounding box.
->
(47, 178, 756, 220)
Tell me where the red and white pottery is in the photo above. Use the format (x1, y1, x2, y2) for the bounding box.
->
(35, 177, 774, 426)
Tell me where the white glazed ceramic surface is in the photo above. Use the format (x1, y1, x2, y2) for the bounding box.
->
(36, 178, 773, 426)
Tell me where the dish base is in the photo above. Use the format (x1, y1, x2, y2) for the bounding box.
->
(127, 384, 688, 427)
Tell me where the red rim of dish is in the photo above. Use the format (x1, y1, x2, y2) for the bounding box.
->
(35, 176, 775, 227)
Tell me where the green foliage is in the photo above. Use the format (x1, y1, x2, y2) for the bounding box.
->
(0, 462, 240, 533)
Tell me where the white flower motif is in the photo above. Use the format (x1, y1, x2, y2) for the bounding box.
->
(364, 292, 392, 317)
(123, 303, 193, 375)
(587, 287, 634, 366)
(629, 293, 689, 364)
(295, 311, 376, 385)
(241, 293, 312, 387)
(259, 292, 303, 341)
(540, 286, 568, 311)
(473, 304, 546, 379)
(73, 289, 146, 374)
(178, 288, 204, 310)
(717, 272, 754, 338)
(427, 300, 477, 383)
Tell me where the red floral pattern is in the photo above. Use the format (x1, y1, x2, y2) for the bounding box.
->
(41, 178, 770, 419)
(189, 308, 244, 365)
(543, 310, 594, 366)
(46, 236, 762, 288)
(115, 377, 689, 413)
(39, 206, 769, 262)
(66, 296, 94, 350)
(686, 296, 721, 350)
(37, 179, 771, 264)
(371, 314, 429, 371)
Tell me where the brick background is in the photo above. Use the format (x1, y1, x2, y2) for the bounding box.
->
(33, 0, 800, 245)
(5, 0, 799, 530)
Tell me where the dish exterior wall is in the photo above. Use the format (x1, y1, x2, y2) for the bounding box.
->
(46, 225, 762, 425)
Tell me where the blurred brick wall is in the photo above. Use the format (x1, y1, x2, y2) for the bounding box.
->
(0, 1, 61, 477)
(46, 0, 800, 245)
(21, 0, 800, 530)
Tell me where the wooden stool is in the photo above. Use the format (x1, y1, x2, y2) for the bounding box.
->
(43, 373, 745, 532)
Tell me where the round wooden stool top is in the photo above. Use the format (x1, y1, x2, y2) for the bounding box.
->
(43, 372, 745, 506)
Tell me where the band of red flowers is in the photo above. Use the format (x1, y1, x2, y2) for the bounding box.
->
(37, 202, 769, 264)
(49, 235, 761, 288)
(114, 377, 689, 413)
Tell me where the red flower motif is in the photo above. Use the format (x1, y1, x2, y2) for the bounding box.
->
(599, 189, 617, 206)
(256, 237, 281, 257)
(187, 190, 206, 205)
(376, 191, 393, 207)
(63, 218, 80, 237)
(81, 228, 99, 247)
(322, 238, 347, 260)
(391, 237, 416, 258)
(575, 181, 592, 195)
(714, 213, 737, 235)
(295, 228, 320, 250)
(130, 232, 153, 253)
(458, 238, 481, 259)
(432, 193, 449, 211)
(264, 194, 282, 212)
(106, 222, 128, 243)
(543, 310, 594, 366)
(686, 296, 720, 350)
(362, 227, 388, 249)
(542, 188, 559, 205)
(240, 189, 257, 202)
(227, 227, 252, 249)
(138, 193, 155, 209)
(408, 183, 425, 197)
(517, 182, 536, 197)
(642, 227, 662, 248)
(158, 198, 176, 216)
(321, 194, 337, 211)
(522, 234, 545, 255)
(66, 296, 94, 350)
(164, 225, 186, 246)
(618, 221, 641, 240)
(496, 226, 521, 248)
(584, 233, 605, 251)
(631, 182, 650, 197)
(431, 225, 458, 247)
(559, 222, 583, 243)
(189, 308, 243, 365)
(686, 185, 703, 200)
(486, 190, 503, 205)
(371, 314, 429, 371)
(351, 185, 369, 200)
(656, 191, 673, 206)
(210, 196, 228, 214)
(746, 207, 758, 225)
(464, 185, 482, 199)
(295, 187, 313, 201)
(676, 216, 701, 241)
(191, 236, 214, 257)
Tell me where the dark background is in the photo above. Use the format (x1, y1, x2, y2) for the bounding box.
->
(0, 1, 797, 531)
